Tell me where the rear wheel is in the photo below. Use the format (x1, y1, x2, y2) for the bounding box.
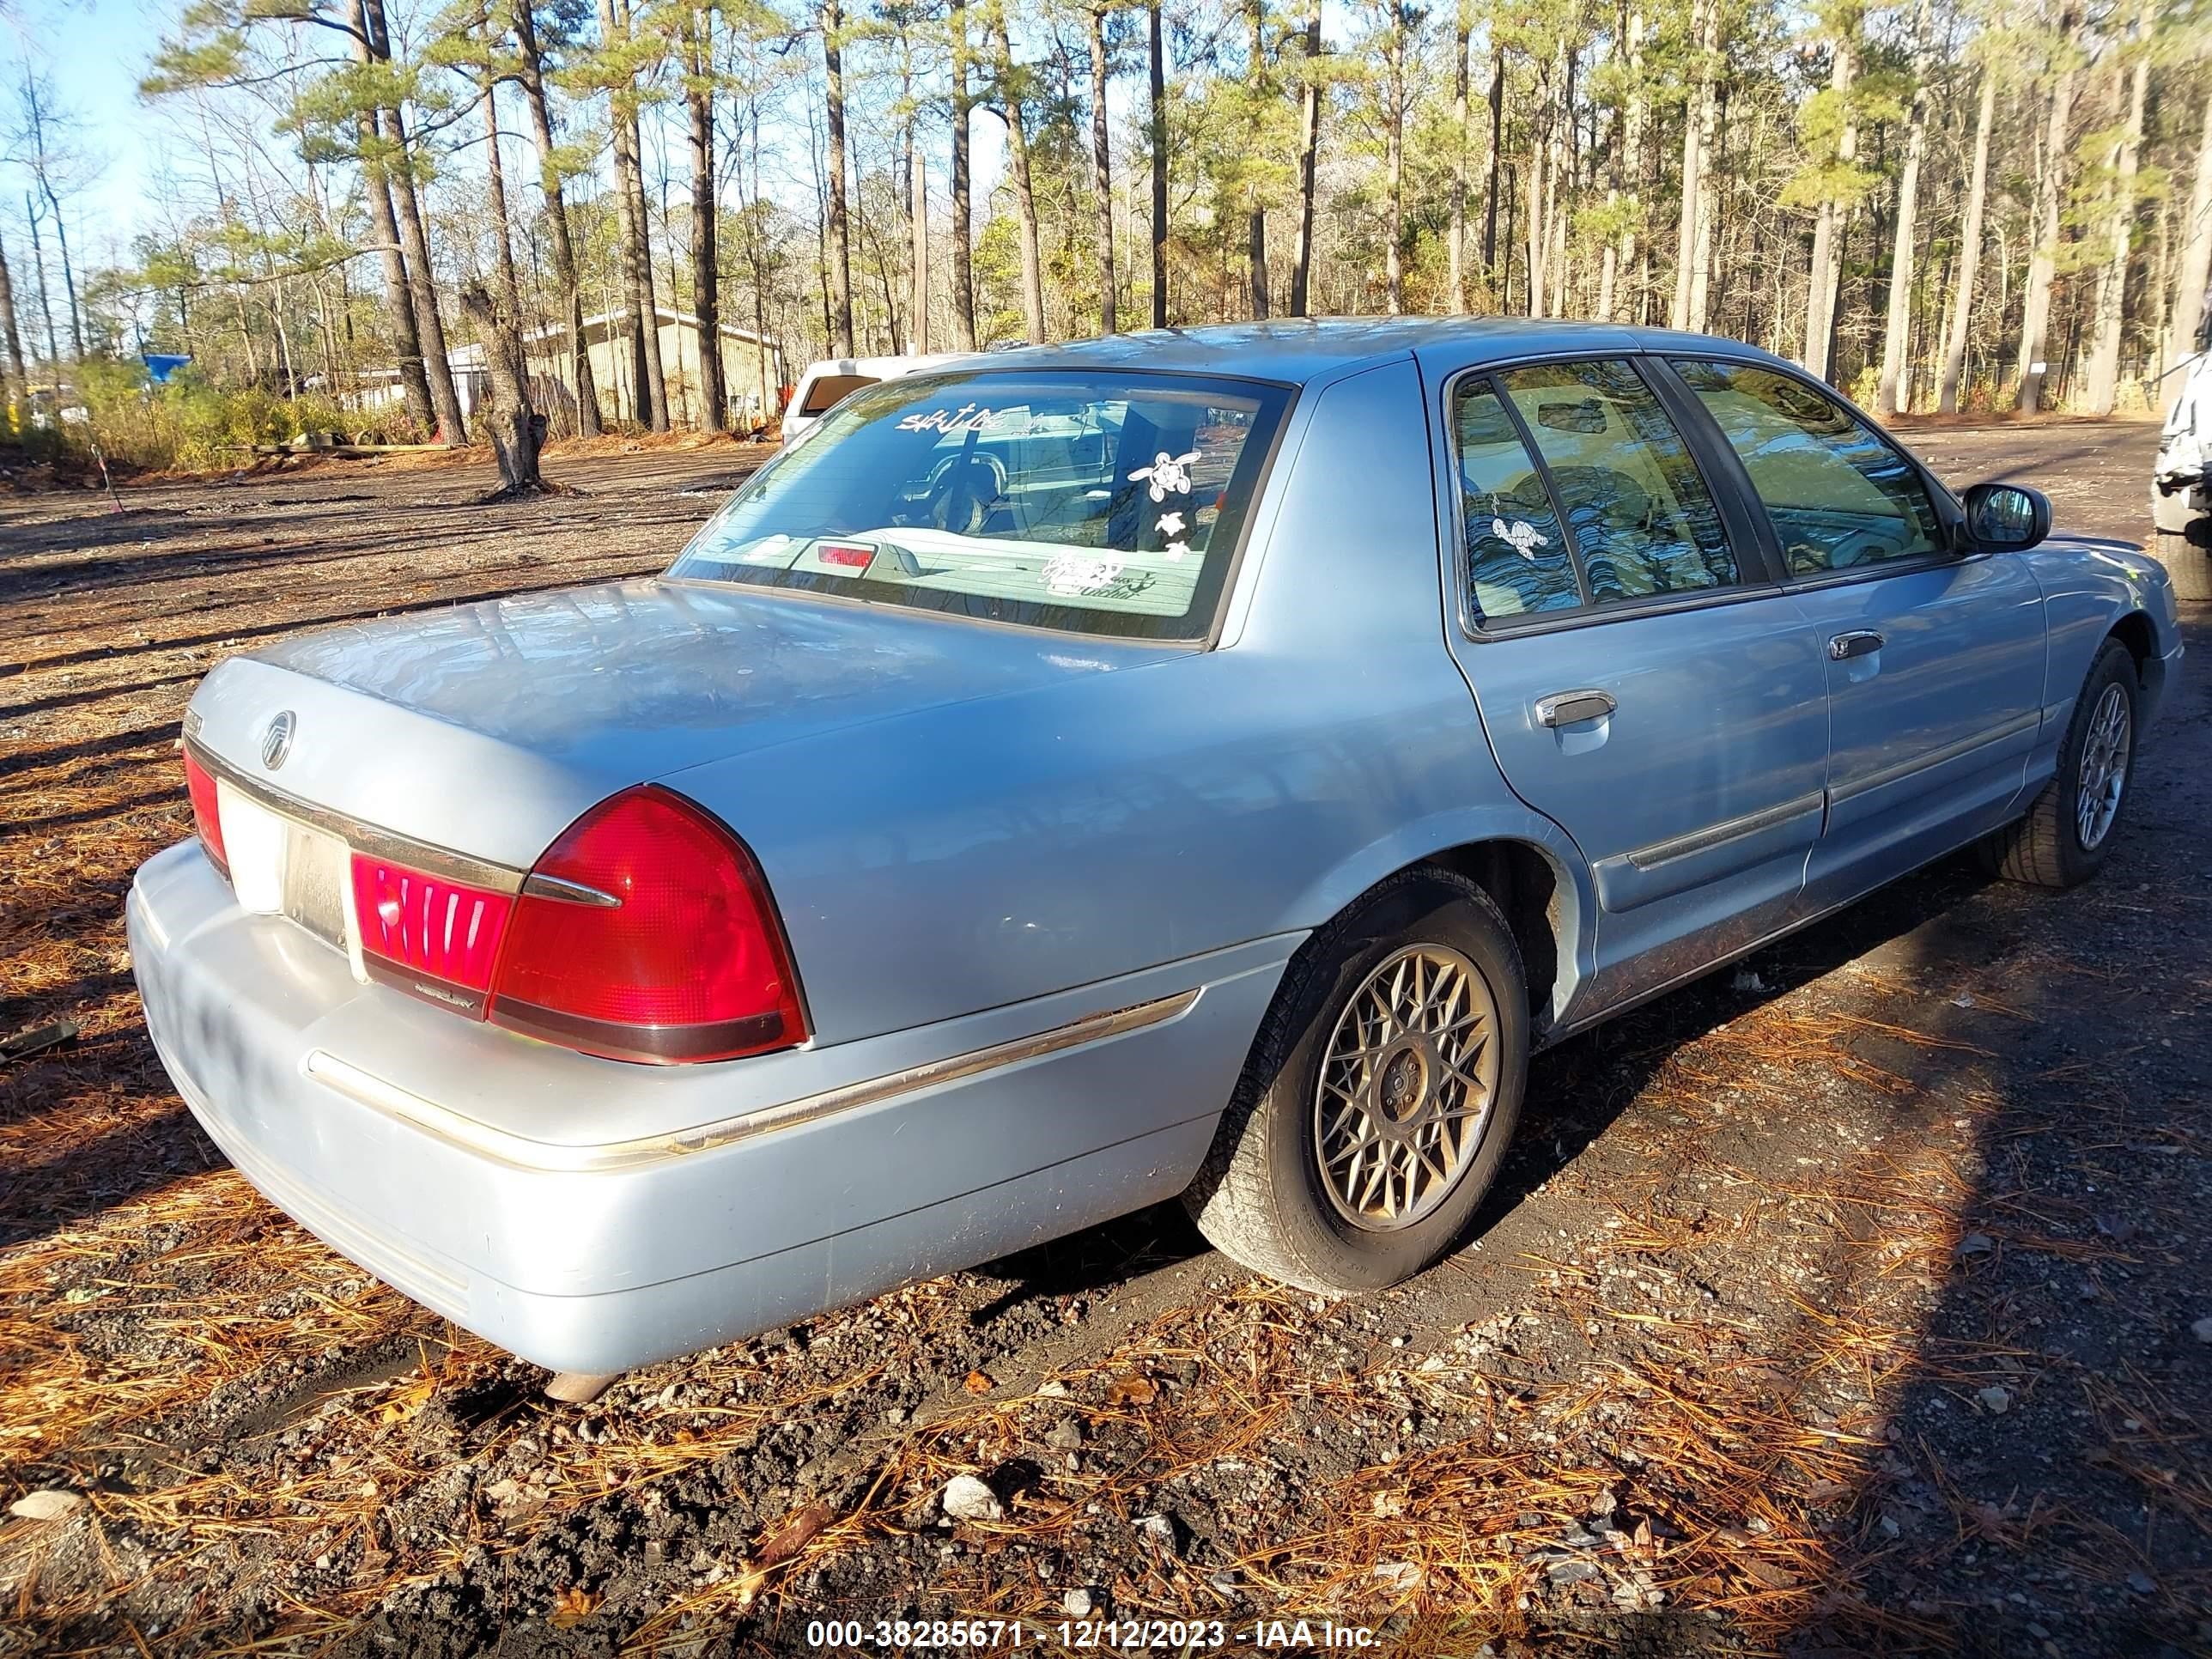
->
(1978, 639, 2140, 890)
(1182, 868, 1528, 1295)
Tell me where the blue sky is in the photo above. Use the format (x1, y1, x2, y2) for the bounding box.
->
(5, 0, 161, 255)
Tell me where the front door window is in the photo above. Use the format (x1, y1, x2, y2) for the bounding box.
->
(1672, 359, 1944, 575)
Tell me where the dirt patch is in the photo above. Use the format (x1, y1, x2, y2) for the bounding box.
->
(1, 424, 2205, 1656)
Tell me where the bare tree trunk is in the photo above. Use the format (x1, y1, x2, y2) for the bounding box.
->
(947, 0, 976, 348)
(992, 15, 1047, 343)
(1526, 59, 1549, 319)
(514, 0, 601, 435)
(823, 0, 854, 354)
(1483, 48, 1504, 295)
(2165, 89, 2212, 410)
(1802, 23, 1855, 380)
(1669, 0, 1710, 330)
(1088, 3, 1116, 333)
(2085, 0, 2150, 416)
(687, 12, 726, 430)
(0, 232, 25, 422)
(39, 185, 83, 360)
(1289, 1, 1322, 316)
(1876, 0, 1930, 416)
(383, 122, 471, 441)
(1685, 11, 1718, 331)
(1385, 4, 1406, 313)
(362, 0, 467, 441)
(460, 281, 544, 494)
(2017, 3, 2079, 413)
(1938, 67, 1996, 413)
(1609, 7, 1649, 324)
(1449, 6, 1469, 312)
(482, 76, 525, 316)
(1245, 0, 1269, 318)
(601, 0, 669, 429)
(908, 109, 930, 353)
(344, 0, 434, 434)
(1149, 0, 1167, 327)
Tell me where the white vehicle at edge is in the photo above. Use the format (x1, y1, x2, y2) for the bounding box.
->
(2153, 317, 2212, 601)
(781, 352, 974, 449)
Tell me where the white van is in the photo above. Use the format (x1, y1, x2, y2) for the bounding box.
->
(2153, 319, 2211, 600)
(781, 353, 973, 449)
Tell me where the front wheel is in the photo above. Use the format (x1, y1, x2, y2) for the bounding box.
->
(1182, 868, 1528, 1295)
(1978, 639, 2140, 889)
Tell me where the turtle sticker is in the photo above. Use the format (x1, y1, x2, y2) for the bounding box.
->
(1492, 518, 1550, 561)
(1131, 449, 1201, 503)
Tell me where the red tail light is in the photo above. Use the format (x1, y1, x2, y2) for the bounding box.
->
(486, 787, 807, 1065)
(350, 855, 514, 1012)
(183, 748, 228, 878)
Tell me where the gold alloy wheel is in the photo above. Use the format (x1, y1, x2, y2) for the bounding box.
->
(1312, 944, 1501, 1232)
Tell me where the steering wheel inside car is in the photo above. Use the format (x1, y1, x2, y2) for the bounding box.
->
(926, 453, 1007, 536)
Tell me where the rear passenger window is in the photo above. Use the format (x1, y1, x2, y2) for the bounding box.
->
(1672, 359, 1942, 574)
(1454, 380, 1580, 619)
(1496, 360, 1739, 602)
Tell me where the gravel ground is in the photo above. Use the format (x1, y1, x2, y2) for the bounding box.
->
(0, 419, 2205, 1658)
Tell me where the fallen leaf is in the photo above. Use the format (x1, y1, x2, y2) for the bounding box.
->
(549, 1586, 599, 1628)
(1737, 1558, 1798, 1589)
(963, 1370, 995, 1395)
(1106, 1374, 1158, 1407)
(376, 1373, 437, 1425)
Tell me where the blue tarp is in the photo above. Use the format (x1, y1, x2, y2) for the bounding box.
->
(143, 354, 191, 384)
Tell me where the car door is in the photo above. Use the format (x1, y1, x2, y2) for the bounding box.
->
(1663, 357, 2048, 911)
(1424, 351, 1832, 1021)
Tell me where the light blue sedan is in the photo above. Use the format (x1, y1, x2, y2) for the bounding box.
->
(131, 319, 2184, 1383)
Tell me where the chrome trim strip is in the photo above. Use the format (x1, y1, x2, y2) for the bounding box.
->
(1626, 791, 1825, 871)
(302, 987, 1205, 1175)
(186, 737, 526, 895)
(521, 873, 621, 908)
(1827, 711, 2040, 806)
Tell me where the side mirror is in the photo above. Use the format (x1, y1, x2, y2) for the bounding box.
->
(1962, 482, 2051, 550)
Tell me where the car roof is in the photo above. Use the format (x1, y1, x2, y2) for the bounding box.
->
(952, 318, 1778, 386)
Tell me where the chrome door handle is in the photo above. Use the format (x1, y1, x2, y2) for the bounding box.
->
(1829, 630, 1885, 661)
(1534, 689, 1617, 727)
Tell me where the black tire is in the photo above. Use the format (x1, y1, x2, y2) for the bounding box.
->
(2147, 530, 2212, 602)
(1978, 639, 2140, 890)
(1182, 867, 1528, 1295)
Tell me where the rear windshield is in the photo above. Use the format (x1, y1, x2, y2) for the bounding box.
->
(799, 373, 878, 415)
(671, 369, 1293, 640)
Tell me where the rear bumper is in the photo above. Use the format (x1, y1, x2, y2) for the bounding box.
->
(130, 842, 1291, 1372)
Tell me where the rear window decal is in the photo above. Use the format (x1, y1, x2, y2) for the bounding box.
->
(1044, 552, 1127, 596)
(1492, 517, 1551, 561)
(896, 404, 999, 435)
(1131, 449, 1201, 502)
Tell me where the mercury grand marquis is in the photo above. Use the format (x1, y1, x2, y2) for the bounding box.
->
(131, 319, 2185, 1380)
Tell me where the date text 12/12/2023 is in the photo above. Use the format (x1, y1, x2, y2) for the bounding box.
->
(804, 1618, 1382, 1650)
